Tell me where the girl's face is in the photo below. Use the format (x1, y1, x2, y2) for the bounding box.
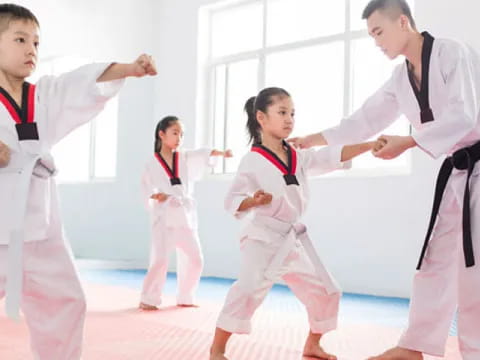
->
(258, 96, 295, 140)
(159, 121, 184, 151)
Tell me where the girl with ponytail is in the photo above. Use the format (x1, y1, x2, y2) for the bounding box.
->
(140, 116, 232, 310)
(210, 87, 378, 359)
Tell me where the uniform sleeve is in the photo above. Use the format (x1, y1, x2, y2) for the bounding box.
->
(224, 157, 258, 219)
(301, 146, 351, 176)
(185, 148, 216, 181)
(37, 63, 124, 146)
(323, 67, 401, 145)
(412, 44, 479, 158)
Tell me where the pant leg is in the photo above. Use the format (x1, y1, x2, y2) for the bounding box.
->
(282, 243, 340, 334)
(216, 239, 276, 334)
(175, 228, 204, 305)
(141, 226, 175, 306)
(21, 238, 86, 360)
(398, 180, 460, 357)
(457, 172, 480, 360)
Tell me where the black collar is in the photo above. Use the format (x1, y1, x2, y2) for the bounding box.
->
(406, 31, 435, 123)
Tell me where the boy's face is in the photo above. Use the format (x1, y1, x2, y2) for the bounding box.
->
(159, 121, 184, 151)
(0, 19, 39, 79)
(258, 96, 295, 140)
(367, 10, 408, 60)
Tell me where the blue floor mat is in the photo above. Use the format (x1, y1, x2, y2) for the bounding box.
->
(79, 269, 457, 336)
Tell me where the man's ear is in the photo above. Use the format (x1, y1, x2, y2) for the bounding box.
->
(399, 14, 409, 30)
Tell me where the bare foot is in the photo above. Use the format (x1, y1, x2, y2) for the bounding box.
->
(177, 303, 199, 308)
(303, 343, 337, 360)
(210, 348, 228, 360)
(367, 347, 423, 360)
(139, 302, 158, 311)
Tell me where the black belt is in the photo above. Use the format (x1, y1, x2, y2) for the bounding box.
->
(417, 140, 480, 270)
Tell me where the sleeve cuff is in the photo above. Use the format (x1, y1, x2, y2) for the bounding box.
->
(327, 145, 349, 169)
(411, 132, 440, 159)
(230, 196, 249, 219)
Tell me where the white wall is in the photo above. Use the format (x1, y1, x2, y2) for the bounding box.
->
(17, 0, 480, 298)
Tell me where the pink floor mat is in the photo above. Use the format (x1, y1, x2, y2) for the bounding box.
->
(0, 283, 462, 359)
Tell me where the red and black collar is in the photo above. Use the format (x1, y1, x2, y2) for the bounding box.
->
(251, 140, 299, 186)
(0, 82, 38, 140)
(155, 151, 182, 186)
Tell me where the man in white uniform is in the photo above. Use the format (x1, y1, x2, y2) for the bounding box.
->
(290, 0, 480, 359)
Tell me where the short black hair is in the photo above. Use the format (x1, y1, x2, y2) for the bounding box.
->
(362, 0, 415, 29)
(0, 4, 40, 34)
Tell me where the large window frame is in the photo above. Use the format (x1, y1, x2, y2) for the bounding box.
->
(199, 0, 413, 175)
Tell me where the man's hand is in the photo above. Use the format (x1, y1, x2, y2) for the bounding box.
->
(372, 135, 416, 159)
(287, 133, 327, 149)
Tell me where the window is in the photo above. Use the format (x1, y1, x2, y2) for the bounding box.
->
(201, 0, 414, 174)
(30, 56, 118, 182)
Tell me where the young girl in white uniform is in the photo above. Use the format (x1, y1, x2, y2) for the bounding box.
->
(209, 87, 377, 360)
(140, 115, 232, 310)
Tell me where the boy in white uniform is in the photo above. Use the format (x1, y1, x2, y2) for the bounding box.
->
(0, 4, 157, 359)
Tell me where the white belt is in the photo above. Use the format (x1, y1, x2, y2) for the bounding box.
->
(166, 194, 194, 208)
(253, 215, 340, 295)
(2, 154, 56, 320)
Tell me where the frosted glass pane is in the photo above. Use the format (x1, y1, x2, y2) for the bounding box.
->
(225, 59, 258, 173)
(267, 0, 345, 46)
(52, 123, 91, 182)
(265, 42, 344, 138)
(211, 3, 263, 58)
(94, 97, 118, 178)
